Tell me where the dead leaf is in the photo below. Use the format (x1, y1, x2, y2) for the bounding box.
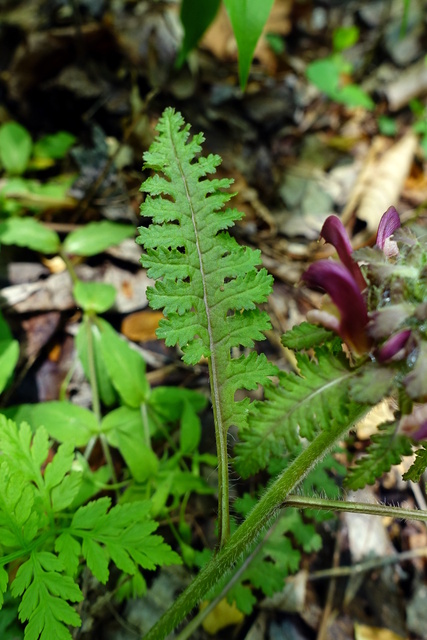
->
(200, 598, 244, 635)
(354, 623, 407, 640)
(341, 133, 417, 245)
(121, 310, 163, 342)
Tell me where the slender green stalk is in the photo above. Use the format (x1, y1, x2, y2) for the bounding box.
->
(142, 410, 367, 640)
(284, 494, 427, 523)
(207, 359, 229, 548)
(83, 313, 118, 489)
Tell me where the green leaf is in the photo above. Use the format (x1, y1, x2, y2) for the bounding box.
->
(346, 422, 413, 489)
(55, 533, 81, 577)
(403, 445, 427, 482)
(34, 401, 98, 445)
(33, 132, 76, 160)
(99, 330, 149, 407)
(223, 0, 275, 89)
(63, 221, 134, 256)
(235, 349, 368, 477)
(149, 386, 207, 422)
(102, 408, 158, 481)
(281, 322, 335, 350)
(177, 0, 221, 66)
(0, 311, 19, 393)
(336, 84, 374, 110)
(76, 318, 117, 407)
(179, 401, 201, 454)
(0, 566, 8, 607)
(0, 217, 61, 254)
(0, 122, 32, 174)
(138, 108, 277, 438)
(73, 281, 116, 314)
(11, 552, 82, 639)
(350, 365, 396, 404)
(333, 26, 359, 52)
(50, 472, 82, 512)
(306, 58, 340, 96)
(70, 499, 181, 584)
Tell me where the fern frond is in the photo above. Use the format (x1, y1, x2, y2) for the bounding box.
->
(403, 445, 427, 482)
(138, 108, 277, 431)
(235, 348, 368, 477)
(345, 421, 413, 489)
(281, 322, 336, 350)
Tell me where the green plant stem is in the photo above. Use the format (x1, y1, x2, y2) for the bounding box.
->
(284, 494, 427, 523)
(207, 358, 229, 549)
(59, 248, 79, 285)
(142, 413, 366, 640)
(175, 520, 279, 640)
(83, 313, 118, 489)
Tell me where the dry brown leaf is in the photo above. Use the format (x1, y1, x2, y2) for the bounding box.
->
(121, 310, 163, 342)
(341, 132, 417, 245)
(354, 623, 407, 640)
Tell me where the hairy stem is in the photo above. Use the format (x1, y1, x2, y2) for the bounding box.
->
(284, 494, 427, 523)
(142, 411, 367, 640)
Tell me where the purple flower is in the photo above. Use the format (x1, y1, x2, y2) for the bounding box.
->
(302, 260, 370, 353)
(377, 329, 412, 362)
(302, 209, 402, 354)
(376, 206, 401, 257)
(320, 215, 366, 291)
(399, 404, 427, 441)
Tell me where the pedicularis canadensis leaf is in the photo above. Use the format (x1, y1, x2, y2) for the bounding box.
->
(137, 108, 277, 432)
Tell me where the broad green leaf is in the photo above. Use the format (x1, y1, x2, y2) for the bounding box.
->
(336, 84, 374, 110)
(306, 58, 340, 96)
(102, 408, 158, 481)
(0, 122, 32, 174)
(224, 0, 275, 89)
(76, 318, 117, 407)
(20, 401, 98, 446)
(333, 26, 359, 52)
(150, 386, 207, 422)
(179, 401, 201, 454)
(99, 329, 149, 407)
(63, 221, 134, 256)
(177, 0, 221, 66)
(73, 281, 116, 314)
(0, 338, 19, 395)
(33, 131, 76, 160)
(0, 311, 19, 393)
(0, 217, 61, 254)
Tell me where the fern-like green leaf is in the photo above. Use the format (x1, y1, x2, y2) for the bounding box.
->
(281, 322, 335, 350)
(138, 108, 277, 434)
(68, 498, 181, 584)
(235, 348, 368, 477)
(403, 445, 427, 482)
(11, 551, 82, 640)
(345, 421, 414, 489)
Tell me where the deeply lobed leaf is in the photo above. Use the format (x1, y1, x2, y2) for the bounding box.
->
(138, 108, 277, 432)
(235, 348, 367, 477)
